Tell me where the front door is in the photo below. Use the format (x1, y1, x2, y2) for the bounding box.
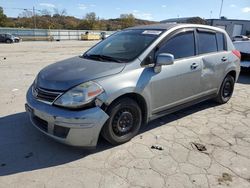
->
(149, 29, 202, 114)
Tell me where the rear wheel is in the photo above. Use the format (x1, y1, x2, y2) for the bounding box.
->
(101, 98, 142, 145)
(6, 39, 12, 44)
(215, 75, 235, 104)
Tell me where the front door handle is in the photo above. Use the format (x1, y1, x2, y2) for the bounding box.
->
(221, 57, 228, 62)
(190, 63, 199, 70)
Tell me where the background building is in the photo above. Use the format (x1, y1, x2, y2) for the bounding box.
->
(161, 17, 250, 38)
(207, 19, 250, 38)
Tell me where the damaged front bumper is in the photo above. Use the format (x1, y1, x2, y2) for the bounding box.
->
(25, 87, 109, 147)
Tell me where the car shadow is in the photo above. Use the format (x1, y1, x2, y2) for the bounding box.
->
(238, 71, 250, 84)
(0, 112, 113, 176)
(140, 100, 217, 133)
(0, 100, 217, 176)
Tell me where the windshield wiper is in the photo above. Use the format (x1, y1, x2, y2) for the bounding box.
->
(83, 54, 123, 63)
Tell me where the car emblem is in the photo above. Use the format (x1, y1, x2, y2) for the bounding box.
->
(32, 87, 38, 98)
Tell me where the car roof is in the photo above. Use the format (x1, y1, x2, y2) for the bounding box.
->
(126, 23, 179, 31)
(126, 23, 226, 34)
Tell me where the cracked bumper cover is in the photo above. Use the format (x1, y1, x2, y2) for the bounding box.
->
(25, 87, 109, 147)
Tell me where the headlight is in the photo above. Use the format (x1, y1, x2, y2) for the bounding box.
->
(54, 81, 104, 109)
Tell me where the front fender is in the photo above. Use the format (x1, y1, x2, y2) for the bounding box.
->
(97, 87, 152, 120)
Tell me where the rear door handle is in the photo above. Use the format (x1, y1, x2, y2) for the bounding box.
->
(190, 63, 199, 70)
(221, 57, 228, 62)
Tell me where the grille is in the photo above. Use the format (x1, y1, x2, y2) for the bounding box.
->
(32, 115, 48, 132)
(32, 86, 62, 103)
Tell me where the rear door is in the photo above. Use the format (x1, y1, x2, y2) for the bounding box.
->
(197, 29, 228, 94)
(149, 29, 203, 113)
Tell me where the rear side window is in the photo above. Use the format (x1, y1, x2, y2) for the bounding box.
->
(216, 33, 226, 51)
(198, 32, 217, 54)
(157, 32, 195, 59)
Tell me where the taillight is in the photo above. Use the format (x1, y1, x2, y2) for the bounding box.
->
(232, 50, 241, 60)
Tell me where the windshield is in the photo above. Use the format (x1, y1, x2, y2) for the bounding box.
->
(83, 29, 164, 63)
(6, 34, 14, 38)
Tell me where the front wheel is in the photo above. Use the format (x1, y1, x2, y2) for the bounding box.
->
(214, 75, 235, 104)
(101, 98, 142, 145)
(6, 39, 12, 44)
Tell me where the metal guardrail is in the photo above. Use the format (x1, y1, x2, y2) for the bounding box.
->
(0, 27, 114, 41)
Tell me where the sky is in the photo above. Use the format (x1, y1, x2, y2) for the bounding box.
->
(0, 0, 250, 21)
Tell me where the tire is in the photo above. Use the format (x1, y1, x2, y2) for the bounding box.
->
(101, 98, 142, 145)
(6, 39, 12, 44)
(214, 75, 235, 104)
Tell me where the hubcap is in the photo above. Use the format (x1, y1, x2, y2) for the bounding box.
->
(112, 109, 134, 136)
(223, 81, 232, 98)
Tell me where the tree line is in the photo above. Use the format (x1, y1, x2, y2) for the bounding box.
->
(0, 7, 207, 31)
(0, 7, 156, 30)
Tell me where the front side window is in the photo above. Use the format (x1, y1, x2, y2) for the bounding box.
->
(198, 32, 217, 54)
(83, 29, 163, 63)
(156, 31, 195, 59)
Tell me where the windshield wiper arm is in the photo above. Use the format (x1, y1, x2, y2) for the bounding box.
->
(83, 54, 123, 63)
(82, 54, 102, 61)
(99, 55, 124, 63)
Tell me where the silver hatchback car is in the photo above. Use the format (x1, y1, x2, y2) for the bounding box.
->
(26, 24, 241, 147)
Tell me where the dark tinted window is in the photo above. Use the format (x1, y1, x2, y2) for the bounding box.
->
(198, 32, 217, 54)
(157, 32, 195, 59)
(216, 33, 225, 51)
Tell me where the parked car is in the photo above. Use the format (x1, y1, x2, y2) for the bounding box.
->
(26, 24, 241, 147)
(233, 41, 250, 60)
(0, 33, 14, 43)
(232, 35, 249, 42)
(0, 33, 21, 43)
(234, 41, 250, 68)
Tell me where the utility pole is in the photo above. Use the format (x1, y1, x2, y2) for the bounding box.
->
(3, 6, 40, 29)
(33, 6, 36, 29)
(219, 0, 224, 19)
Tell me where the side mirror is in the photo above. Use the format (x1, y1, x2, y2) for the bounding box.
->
(156, 53, 174, 66)
(154, 53, 174, 73)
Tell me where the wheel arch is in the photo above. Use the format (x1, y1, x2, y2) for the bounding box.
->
(217, 69, 237, 93)
(226, 70, 237, 82)
(102, 92, 149, 125)
(215, 70, 236, 104)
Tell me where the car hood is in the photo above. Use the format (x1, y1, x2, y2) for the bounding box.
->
(36, 56, 126, 91)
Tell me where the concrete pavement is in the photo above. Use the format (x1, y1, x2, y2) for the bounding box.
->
(0, 41, 250, 188)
